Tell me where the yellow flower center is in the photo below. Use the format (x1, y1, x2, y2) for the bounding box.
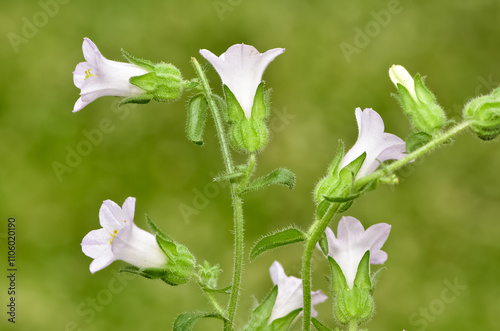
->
(109, 229, 118, 245)
(84, 69, 97, 80)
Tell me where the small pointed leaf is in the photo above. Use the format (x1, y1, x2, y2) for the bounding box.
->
(250, 228, 306, 260)
(353, 251, 371, 290)
(312, 318, 333, 331)
(245, 168, 296, 193)
(328, 256, 348, 293)
(173, 312, 226, 331)
(145, 215, 172, 241)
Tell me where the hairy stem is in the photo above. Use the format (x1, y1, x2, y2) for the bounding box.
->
(349, 320, 358, 331)
(302, 203, 341, 331)
(355, 121, 472, 188)
(191, 57, 245, 331)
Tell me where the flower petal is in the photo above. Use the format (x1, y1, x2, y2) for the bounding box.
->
(82, 37, 103, 67)
(121, 197, 136, 223)
(269, 260, 287, 284)
(310, 289, 328, 317)
(200, 44, 284, 119)
(73, 97, 90, 113)
(99, 199, 130, 231)
(73, 62, 90, 89)
(89, 250, 115, 274)
(81, 228, 112, 258)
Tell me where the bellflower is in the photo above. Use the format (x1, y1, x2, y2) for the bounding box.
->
(269, 261, 327, 322)
(339, 108, 406, 179)
(81, 197, 167, 273)
(323, 216, 391, 289)
(73, 38, 148, 112)
(199, 44, 284, 119)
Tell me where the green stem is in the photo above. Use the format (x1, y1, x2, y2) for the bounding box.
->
(355, 121, 472, 188)
(203, 288, 227, 318)
(302, 203, 341, 331)
(191, 57, 245, 331)
(349, 320, 358, 331)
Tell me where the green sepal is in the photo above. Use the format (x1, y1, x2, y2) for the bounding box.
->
(129, 72, 158, 91)
(156, 236, 196, 285)
(316, 167, 353, 219)
(120, 94, 154, 105)
(328, 256, 348, 293)
(318, 231, 329, 256)
(323, 193, 362, 203)
(121, 49, 155, 71)
(119, 265, 157, 279)
(406, 131, 432, 153)
(145, 214, 173, 241)
(224, 84, 270, 153)
(173, 311, 227, 331)
(329, 253, 374, 325)
(393, 74, 445, 136)
(250, 228, 306, 260)
(314, 140, 345, 203)
(243, 286, 278, 330)
(265, 308, 302, 331)
(244, 168, 296, 193)
(312, 318, 334, 331)
(225, 85, 245, 122)
(187, 94, 209, 145)
(251, 83, 270, 121)
(353, 251, 371, 291)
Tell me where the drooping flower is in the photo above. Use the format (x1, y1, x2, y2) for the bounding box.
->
(81, 197, 167, 273)
(269, 261, 327, 322)
(199, 44, 284, 119)
(73, 38, 148, 112)
(323, 216, 391, 289)
(339, 108, 406, 179)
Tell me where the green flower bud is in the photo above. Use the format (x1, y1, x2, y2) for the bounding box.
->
(198, 261, 222, 290)
(463, 87, 500, 140)
(389, 65, 446, 135)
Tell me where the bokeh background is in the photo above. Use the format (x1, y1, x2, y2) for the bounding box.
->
(1, 0, 500, 330)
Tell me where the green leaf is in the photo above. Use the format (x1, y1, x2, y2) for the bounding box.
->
(250, 228, 306, 260)
(173, 312, 226, 331)
(245, 168, 296, 193)
(187, 94, 209, 145)
(312, 318, 333, 331)
(129, 72, 159, 92)
(119, 265, 155, 279)
(318, 231, 329, 256)
(266, 308, 302, 331)
(244, 286, 278, 330)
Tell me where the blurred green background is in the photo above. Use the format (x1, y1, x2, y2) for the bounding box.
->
(1, 0, 500, 330)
